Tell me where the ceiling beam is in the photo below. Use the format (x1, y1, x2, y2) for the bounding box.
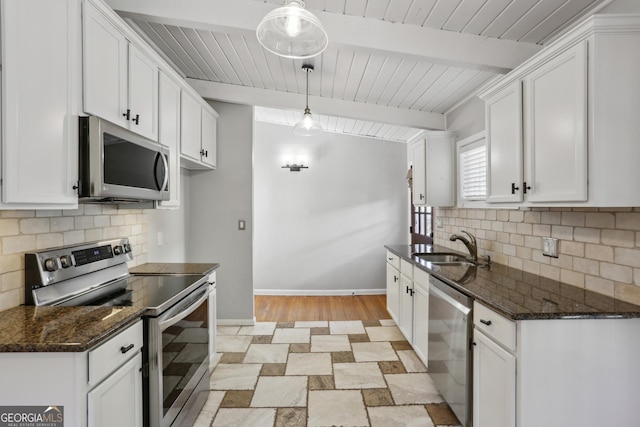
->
(105, 0, 541, 74)
(186, 79, 446, 130)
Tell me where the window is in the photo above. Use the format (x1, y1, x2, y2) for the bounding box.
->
(458, 132, 487, 205)
(412, 205, 433, 245)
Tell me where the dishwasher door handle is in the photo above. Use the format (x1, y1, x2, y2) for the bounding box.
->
(429, 282, 472, 316)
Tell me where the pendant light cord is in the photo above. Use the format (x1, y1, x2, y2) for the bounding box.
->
(303, 64, 313, 114)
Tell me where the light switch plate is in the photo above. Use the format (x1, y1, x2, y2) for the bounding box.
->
(542, 237, 559, 258)
(436, 218, 443, 228)
(238, 219, 246, 231)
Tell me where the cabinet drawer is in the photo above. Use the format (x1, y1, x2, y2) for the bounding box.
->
(414, 267, 429, 287)
(474, 302, 516, 351)
(88, 320, 143, 386)
(400, 259, 413, 279)
(386, 251, 400, 269)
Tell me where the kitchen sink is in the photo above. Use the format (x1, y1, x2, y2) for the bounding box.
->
(412, 252, 473, 265)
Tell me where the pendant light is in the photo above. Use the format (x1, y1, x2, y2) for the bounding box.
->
(293, 64, 322, 136)
(256, 0, 328, 59)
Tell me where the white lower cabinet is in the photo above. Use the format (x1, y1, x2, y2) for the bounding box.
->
(398, 259, 414, 342)
(473, 329, 516, 427)
(87, 320, 143, 427)
(411, 268, 429, 365)
(385, 262, 400, 323)
(88, 354, 142, 427)
(0, 320, 143, 427)
(473, 302, 640, 427)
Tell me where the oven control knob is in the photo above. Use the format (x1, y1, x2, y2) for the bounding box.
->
(124, 243, 131, 253)
(113, 245, 123, 255)
(60, 255, 72, 268)
(44, 258, 58, 272)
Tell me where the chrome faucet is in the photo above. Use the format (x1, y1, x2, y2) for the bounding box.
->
(449, 230, 478, 263)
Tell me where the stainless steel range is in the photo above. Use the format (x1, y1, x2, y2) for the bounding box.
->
(24, 238, 211, 427)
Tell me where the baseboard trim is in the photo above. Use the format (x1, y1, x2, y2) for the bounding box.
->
(253, 289, 386, 296)
(217, 317, 256, 326)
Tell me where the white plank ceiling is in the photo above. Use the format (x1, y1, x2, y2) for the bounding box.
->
(106, 0, 608, 142)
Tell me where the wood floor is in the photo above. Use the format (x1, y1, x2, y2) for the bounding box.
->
(254, 295, 391, 322)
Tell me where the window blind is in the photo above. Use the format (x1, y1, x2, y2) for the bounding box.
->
(460, 142, 487, 200)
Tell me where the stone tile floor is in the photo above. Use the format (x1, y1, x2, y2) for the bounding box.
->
(194, 320, 461, 427)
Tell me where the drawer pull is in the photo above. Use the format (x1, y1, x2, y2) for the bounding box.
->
(120, 344, 135, 354)
(479, 319, 492, 326)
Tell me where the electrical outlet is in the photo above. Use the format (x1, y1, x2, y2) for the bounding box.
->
(238, 220, 246, 231)
(542, 237, 559, 258)
(157, 231, 164, 246)
(436, 218, 444, 228)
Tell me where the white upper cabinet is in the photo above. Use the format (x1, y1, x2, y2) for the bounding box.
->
(0, 0, 81, 208)
(157, 72, 181, 209)
(485, 83, 523, 203)
(180, 90, 217, 170)
(410, 132, 455, 207)
(523, 42, 587, 203)
(83, 0, 159, 141)
(201, 107, 218, 169)
(127, 44, 159, 141)
(480, 15, 640, 207)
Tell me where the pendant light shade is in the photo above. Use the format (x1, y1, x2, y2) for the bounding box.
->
(256, 0, 328, 59)
(293, 64, 322, 136)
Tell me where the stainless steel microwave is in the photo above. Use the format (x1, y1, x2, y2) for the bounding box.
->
(79, 116, 169, 203)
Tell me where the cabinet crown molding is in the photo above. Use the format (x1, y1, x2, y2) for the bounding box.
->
(478, 14, 640, 100)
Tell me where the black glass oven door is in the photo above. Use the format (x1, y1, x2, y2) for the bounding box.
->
(156, 284, 209, 422)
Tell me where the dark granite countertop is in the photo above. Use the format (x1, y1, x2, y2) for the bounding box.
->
(0, 306, 145, 352)
(129, 262, 219, 276)
(386, 244, 640, 321)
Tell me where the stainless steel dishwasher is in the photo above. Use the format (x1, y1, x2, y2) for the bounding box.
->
(428, 275, 473, 427)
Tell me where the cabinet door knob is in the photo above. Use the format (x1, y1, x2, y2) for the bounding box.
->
(120, 344, 135, 354)
(419, 193, 424, 200)
(123, 109, 131, 120)
(511, 183, 520, 194)
(523, 182, 531, 194)
(479, 319, 492, 326)
(393, 275, 398, 283)
(132, 114, 140, 125)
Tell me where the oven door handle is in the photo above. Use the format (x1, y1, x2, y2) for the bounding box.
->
(158, 286, 210, 330)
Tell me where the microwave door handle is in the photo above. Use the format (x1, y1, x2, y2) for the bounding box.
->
(160, 152, 169, 191)
(158, 287, 209, 330)
(153, 152, 169, 191)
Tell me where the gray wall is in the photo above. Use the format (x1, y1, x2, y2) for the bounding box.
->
(185, 101, 254, 323)
(445, 96, 485, 140)
(253, 121, 409, 294)
(146, 168, 190, 262)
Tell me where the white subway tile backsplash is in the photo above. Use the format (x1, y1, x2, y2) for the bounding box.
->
(2, 235, 36, 254)
(51, 217, 74, 232)
(614, 247, 640, 268)
(0, 206, 149, 312)
(601, 230, 635, 248)
(0, 220, 19, 236)
(436, 207, 640, 304)
(616, 213, 640, 230)
(586, 213, 615, 228)
(585, 244, 614, 262)
(20, 218, 50, 234)
(36, 233, 64, 250)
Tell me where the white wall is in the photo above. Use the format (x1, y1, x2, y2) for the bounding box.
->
(253, 121, 408, 294)
(186, 101, 254, 323)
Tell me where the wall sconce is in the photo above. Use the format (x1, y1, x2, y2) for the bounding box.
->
(282, 164, 309, 172)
